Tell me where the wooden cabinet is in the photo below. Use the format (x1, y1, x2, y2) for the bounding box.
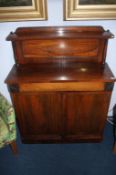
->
(5, 26, 115, 143)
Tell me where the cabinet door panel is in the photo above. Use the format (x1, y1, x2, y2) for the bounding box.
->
(63, 92, 111, 141)
(12, 93, 62, 141)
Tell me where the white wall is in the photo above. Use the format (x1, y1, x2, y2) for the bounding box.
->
(0, 0, 116, 115)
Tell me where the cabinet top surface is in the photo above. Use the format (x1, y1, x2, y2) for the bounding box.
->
(5, 63, 115, 84)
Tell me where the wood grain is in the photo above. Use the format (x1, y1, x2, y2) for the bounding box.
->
(20, 82, 104, 92)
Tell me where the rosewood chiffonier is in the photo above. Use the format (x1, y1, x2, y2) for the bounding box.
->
(5, 26, 116, 144)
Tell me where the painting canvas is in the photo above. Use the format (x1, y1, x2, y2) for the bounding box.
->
(79, 0, 116, 5)
(0, 0, 32, 7)
(0, 0, 47, 21)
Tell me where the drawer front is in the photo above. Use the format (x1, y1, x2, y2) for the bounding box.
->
(19, 82, 104, 92)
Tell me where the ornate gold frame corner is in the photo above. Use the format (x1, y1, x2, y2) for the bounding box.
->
(64, 0, 116, 20)
(0, 0, 48, 22)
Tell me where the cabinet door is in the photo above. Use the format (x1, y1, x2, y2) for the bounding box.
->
(12, 92, 62, 143)
(63, 92, 111, 142)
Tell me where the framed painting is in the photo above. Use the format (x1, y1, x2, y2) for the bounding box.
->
(64, 0, 116, 20)
(0, 0, 47, 22)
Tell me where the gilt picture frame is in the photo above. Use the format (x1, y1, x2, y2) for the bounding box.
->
(64, 0, 116, 20)
(0, 0, 47, 22)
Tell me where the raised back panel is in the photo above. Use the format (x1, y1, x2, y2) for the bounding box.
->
(7, 26, 113, 64)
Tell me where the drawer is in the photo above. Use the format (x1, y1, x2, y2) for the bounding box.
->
(19, 82, 104, 92)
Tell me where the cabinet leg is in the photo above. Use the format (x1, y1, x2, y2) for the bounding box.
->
(10, 141, 18, 155)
